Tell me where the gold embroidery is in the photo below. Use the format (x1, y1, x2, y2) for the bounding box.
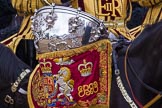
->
(28, 40, 112, 108)
(78, 81, 98, 97)
(96, 0, 124, 20)
(78, 59, 93, 77)
(40, 59, 52, 73)
(98, 45, 109, 104)
(31, 69, 56, 107)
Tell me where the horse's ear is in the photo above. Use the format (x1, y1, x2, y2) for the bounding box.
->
(16, 39, 38, 69)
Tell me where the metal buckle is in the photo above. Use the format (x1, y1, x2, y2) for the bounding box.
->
(4, 95, 14, 104)
(115, 69, 120, 75)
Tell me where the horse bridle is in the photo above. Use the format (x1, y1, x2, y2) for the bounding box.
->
(1, 69, 31, 107)
(124, 44, 162, 108)
(112, 39, 162, 108)
(112, 39, 138, 108)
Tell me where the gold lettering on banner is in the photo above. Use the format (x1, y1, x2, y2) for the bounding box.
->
(111, 0, 122, 17)
(78, 81, 98, 97)
(97, 0, 122, 20)
(100, 2, 112, 13)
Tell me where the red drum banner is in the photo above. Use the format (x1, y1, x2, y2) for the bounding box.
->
(28, 39, 112, 108)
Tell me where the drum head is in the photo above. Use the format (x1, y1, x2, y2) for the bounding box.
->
(31, 5, 108, 53)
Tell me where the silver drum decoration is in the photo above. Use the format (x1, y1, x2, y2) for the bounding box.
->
(31, 4, 108, 53)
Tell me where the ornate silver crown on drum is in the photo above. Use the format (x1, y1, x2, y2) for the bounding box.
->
(31, 3, 108, 53)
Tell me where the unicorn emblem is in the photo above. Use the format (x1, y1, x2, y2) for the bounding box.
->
(54, 67, 74, 102)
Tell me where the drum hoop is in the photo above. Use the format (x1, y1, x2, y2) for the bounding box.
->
(31, 5, 108, 53)
(35, 5, 101, 25)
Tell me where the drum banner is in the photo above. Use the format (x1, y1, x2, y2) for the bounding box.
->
(28, 39, 112, 108)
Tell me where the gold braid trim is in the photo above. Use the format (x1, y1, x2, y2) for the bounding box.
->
(11, 0, 69, 14)
(71, 0, 78, 8)
(0, 16, 30, 44)
(138, 0, 162, 7)
(142, 8, 152, 26)
(123, 0, 134, 40)
(128, 1, 162, 39)
(110, 27, 135, 40)
(40, 0, 51, 5)
(38, 0, 44, 9)
(129, 25, 142, 38)
(27, 64, 39, 107)
(28, 39, 112, 108)
(10, 30, 33, 53)
(22, 0, 27, 13)
(53, 0, 62, 4)
(142, 2, 162, 25)
(83, 0, 96, 16)
(16, 0, 22, 12)
(7, 28, 31, 53)
(11, 0, 17, 10)
(159, 10, 162, 21)
(10, 19, 32, 53)
(25, 30, 34, 39)
(125, 0, 132, 23)
(8, 37, 23, 53)
(18, 16, 31, 34)
(2, 16, 32, 52)
(31, 0, 37, 13)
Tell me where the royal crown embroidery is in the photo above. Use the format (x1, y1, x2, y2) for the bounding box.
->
(78, 59, 93, 77)
(39, 59, 52, 73)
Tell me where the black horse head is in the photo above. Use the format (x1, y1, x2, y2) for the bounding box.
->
(110, 20, 162, 108)
(0, 43, 32, 108)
